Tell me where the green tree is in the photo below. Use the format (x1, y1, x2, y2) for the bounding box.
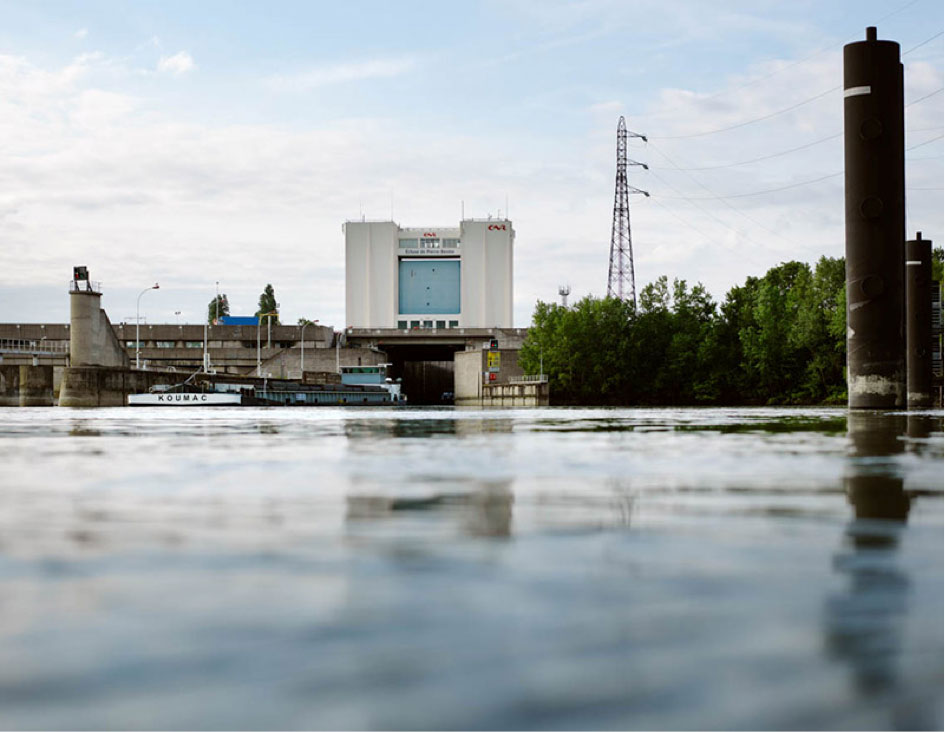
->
(932, 247, 944, 286)
(256, 284, 280, 325)
(207, 294, 229, 324)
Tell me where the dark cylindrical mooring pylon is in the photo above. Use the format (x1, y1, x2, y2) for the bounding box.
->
(843, 27, 905, 408)
(905, 232, 933, 408)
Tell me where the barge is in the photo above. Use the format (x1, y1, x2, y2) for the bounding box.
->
(129, 365, 406, 407)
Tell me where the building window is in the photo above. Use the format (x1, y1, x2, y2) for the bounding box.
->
(397, 320, 408, 329)
(399, 238, 418, 248)
(184, 341, 203, 348)
(422, 320, 433, 328)
(448, 320, 459, 328)
(125, 341, 142, 348)
(155, 341, 176, 348)
(420, 238, 440, 248)
(410, 320, 420, 329)
(442, 238, 460, 248)
(436, 320, 446, 329)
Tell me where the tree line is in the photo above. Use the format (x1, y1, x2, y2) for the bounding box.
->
(519, 253, 940, 406)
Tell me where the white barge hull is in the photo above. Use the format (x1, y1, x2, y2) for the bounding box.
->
(128, 393, 241, 406)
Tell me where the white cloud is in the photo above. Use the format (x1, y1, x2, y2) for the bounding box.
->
(267, 57, 416, 92)
(0, 40, 941, 329)
(74, 28, 88, 39)
(157, 51, 195, 75)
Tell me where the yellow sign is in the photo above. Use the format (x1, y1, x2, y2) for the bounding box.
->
(487, 351, 501, 372)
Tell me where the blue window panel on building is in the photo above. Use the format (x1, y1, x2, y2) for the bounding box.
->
(398, 259, 460, 314)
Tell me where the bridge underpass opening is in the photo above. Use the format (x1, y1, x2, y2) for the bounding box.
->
(380, 343, 465, 405)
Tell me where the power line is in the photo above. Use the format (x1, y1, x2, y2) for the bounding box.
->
(640, 31, 941, 141)
(902, 29, 944, 55)
(906, 87, 944, 107)
(626, 0, 925, 121)
(650, 125, 942, 171)
(650, 133, 842, 170)
(647, 142, 806, 249)
(907, 133, 944, 151)
(656, 171, 843, 201)
(651, 86, 839, 140)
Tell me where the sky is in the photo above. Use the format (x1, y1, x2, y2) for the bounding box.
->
(1, 0, 942, 329)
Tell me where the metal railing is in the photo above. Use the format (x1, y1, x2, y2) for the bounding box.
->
(69, 280, 102, 294)
(509, 374, 548, 384)
(0, 338, 70, 355)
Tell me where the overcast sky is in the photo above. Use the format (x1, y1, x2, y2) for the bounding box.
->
(1, 0, 942, 328)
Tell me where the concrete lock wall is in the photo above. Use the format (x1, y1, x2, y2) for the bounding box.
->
(480, 382, 550, 407)
(454, 349, 541, 406)
(70, 291, 129, 368)
(256, 347, 386, 379)
(454, 350, 486, 403)
(59, 367, 174, 407)
(1, 364, 58, 406)
(18, 365, 55, 406)
(0, 364, 20, 406)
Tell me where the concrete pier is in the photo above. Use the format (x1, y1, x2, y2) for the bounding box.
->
(18, 365, 55, 406)
(59, 366, 180, 407)
(0, 364, 19, 407)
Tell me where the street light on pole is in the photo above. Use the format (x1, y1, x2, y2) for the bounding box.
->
(300, 319, 318, 376)
(257, 312, 277, 377)
(135, 283, 159, 369)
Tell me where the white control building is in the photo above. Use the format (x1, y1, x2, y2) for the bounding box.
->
(344, 219, 514, 329)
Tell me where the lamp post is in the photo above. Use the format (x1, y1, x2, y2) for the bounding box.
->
(300, 319, 318, 376)
(257, 312, 277, 377)
(135, 283, 159, 369)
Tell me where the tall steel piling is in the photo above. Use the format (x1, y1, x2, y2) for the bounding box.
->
(905, 232, 933, 408)
(843, 26, 905, 408)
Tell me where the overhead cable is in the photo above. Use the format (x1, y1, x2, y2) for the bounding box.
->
(907, 133, 944, 151)
(906, 87, 944, 107)
(650, 86, 839, 140)
(647, 142, 804, 248)
(902, 30, 944, 55)
(656, 171, 843, 201)
(626, 0, 924, 121)
(650, 133, 842, 170)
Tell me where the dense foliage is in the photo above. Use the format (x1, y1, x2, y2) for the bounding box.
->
(519, 257, 848, 406)
(256, 284, 280, 325)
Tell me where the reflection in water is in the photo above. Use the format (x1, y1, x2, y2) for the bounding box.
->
(69, 421, 101, 437)
(346, 480, 514, 538)
(827, 412, 911, 701)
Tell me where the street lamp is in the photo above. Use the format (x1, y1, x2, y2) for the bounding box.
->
(135, 283, 159, 369)
(256, 311, 278, 377)
(300, 319, 319, 376)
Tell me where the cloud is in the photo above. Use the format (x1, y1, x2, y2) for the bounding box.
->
(267, 57, 416, 92)
(0, 35, 940, 330)
(157, 51, 195, 75)
(74, 28, 88, 39)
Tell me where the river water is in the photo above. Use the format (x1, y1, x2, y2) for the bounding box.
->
(0, 406, 941, 730)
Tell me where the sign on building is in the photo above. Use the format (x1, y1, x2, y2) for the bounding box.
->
(487, 351, 501, 373)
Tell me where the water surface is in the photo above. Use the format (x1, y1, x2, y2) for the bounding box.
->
(0, 406, 941, 729)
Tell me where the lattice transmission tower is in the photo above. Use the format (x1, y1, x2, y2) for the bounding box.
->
(607, 116, 648, 309)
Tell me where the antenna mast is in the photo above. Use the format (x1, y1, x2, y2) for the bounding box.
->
(607, 116, 648, 309)
(558, 284, 571, 308)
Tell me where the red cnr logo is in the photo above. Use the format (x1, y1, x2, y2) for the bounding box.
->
(423, 232, 437, 237)
(488, 224, 507, 231)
